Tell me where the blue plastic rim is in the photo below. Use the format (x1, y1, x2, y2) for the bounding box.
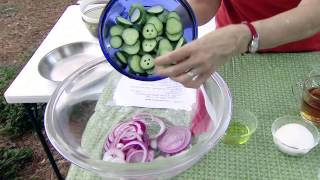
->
(98, 0, 198, 81)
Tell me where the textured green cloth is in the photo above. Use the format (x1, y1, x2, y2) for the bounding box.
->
(67, 53, 320, 180)
(175, 52, 320, 180)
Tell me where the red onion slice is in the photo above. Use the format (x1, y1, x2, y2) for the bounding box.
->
(146, 150, 155, 162)
(126, 150, 145, 163)
(121, 141, 147, 162)
(157, 126, 192, 154)
(103, 148, 125, 163)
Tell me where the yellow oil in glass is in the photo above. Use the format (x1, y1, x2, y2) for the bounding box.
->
(223, 121, 251, 144)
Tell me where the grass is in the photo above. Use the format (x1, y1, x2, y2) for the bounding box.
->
(0, 147, 33, 179)
(0, 66, 35, 179)
(0, 66, 33, 137)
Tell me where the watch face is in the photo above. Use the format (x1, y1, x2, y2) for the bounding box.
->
(249, 37, 259, 53)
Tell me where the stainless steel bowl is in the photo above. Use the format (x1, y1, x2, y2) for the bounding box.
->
(45, 58, 232, 179)
(38, 42, 102, 82)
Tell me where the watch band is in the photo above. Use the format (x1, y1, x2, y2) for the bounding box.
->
(242, 21, 259, 53)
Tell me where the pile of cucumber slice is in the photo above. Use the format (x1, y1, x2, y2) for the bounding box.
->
(109, 3, 186, 76)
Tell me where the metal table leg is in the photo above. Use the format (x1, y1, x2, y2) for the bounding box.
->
(24, 103, 64, 180)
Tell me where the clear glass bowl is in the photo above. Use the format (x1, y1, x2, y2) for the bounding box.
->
(44, 58, 232, 179)
(271, 115, 320, 156)
(98, 0, 198, 81)
(222, 108, 258, 145)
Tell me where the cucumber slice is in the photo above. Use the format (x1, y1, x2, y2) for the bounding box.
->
(142, 24, 158, 39)
(175, 37, 185, 49)
(122, 40, 140, 55)
(110, 25, 124, 36)
(166, 18, 182, 35)
(110, 36, 122, 48)
(166, 32, 183, 41)
(140, 54, 155, 70)
(142, 39, 157, 52)
(159, 49, 171, 56)
(158, 38, 173, 56)
(116, 51, 127, 64)
(156, 36, 164, 42)
(130, 8, 141, 23)
(147, 16, 163, 35)
(167, 11, 181, 20)
(147, 5, 164, 14)
(157, 10, 169, 23)
(129, 3, 145, 16)
(122, 28, 139, 45)
(116, 16, 133, 26)
(136, 14, 147, 26)
(129, 55, 145, 74)
(146, 68, 154, 75)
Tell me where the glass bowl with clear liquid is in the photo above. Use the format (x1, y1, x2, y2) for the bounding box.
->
(80, 0, 109, 37)
(222, 108, 258, 144)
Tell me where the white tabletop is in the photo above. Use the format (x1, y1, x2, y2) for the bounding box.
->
(4, 5, 215, 104)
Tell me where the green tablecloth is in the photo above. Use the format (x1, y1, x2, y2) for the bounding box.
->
(175, 52, 320, 180)
(68, 52, 320, 179)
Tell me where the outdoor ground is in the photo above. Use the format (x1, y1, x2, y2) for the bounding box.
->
(1, 0, 77, 179)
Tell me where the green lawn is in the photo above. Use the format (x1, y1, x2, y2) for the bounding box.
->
(0, 66, 34, 179)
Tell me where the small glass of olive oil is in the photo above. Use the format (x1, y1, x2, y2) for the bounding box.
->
(223, 109, 258, 145)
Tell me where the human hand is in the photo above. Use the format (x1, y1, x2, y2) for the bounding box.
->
(155, 25, 250, 88)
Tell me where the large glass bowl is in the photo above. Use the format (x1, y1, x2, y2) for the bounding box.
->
(44, 58, 232, 179)
(98, 0, 198, 81)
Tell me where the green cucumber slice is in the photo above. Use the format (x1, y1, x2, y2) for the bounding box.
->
(158, 38, 173, 56)
(140, 54, 155, 70)
(147, 16, 163, 35)
(116, 16, 133, 26)
(157, 10, 169, 23)
(129, 55, 145, 74)
(147, 5, 164, 14)
(142, 39, 157, 52)
(116, 51, 127, 64)
(156, 36, 164, 42)
(110, 36, 122, 48)
(129, 3, 145, 16)
(167, 11, 181, 20)
(146, 68, 154, 75)
(110, 25, 124, 36)
(166, 18, 182, 35)
(130, 8, 141, 23)
(122, 28, 139, 45)
(175, 37, 185, 49)
(159, 49, 171, 56)
(142, 24, 158, 39)
(122, 40, 140, 55)
(166, 32, 183, 41)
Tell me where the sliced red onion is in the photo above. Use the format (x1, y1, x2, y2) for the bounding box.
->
(157, 126, 192, 154)
(121, 141, 147, 162)
(146, 150, 154, 162)
(147, 116, 166, 139)
(103, 148, 125, 163)
(126, 150, 145, 163)
(150, 139, 157, 149)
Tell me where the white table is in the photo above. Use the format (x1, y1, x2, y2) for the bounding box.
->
(4, 4, 215, 179)
(4, 5, 102, 103)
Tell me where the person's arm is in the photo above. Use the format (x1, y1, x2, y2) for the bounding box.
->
(252, 0, 320, 49)
(187, 0, 221, 25)
(155, 0, 320, 89)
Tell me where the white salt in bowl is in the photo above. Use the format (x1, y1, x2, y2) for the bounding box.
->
(271, 116, 320, 156)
